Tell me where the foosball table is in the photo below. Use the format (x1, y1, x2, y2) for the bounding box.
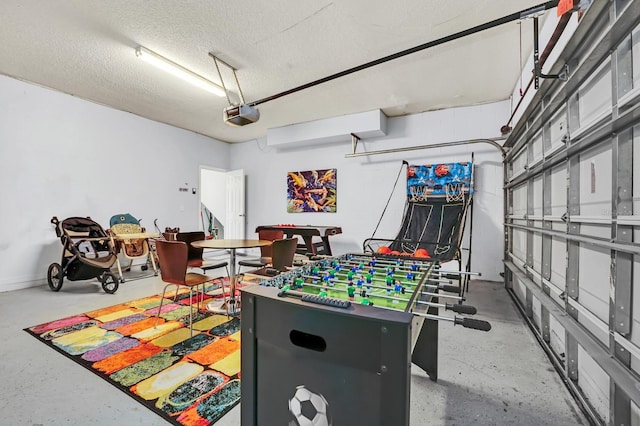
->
(240, 253, 490, 425)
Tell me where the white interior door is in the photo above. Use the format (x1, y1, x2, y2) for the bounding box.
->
(199, 167, 226, 238)
(225, 169, 245, 239)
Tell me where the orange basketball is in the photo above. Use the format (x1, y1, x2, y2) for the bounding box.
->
(414, 248, 430, 258)
(435, 164, 449, 177)
(377, 246, 392, 254)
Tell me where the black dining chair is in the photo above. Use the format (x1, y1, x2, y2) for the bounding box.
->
(154, 239, 217, 335)
(243, 238, 298, 278)
(271, 237, 298, 272)
(176, 231, 229, 276)
(238, 229, 285, 272)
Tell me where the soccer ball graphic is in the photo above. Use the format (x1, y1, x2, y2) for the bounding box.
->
(288, 385, 332, 426)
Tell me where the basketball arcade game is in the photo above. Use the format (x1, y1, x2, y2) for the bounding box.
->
(240, 253, 490, 426)
(363, 160, 476, 297)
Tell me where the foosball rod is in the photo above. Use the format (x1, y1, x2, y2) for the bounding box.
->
(332, 266, 428, 280)
(413, 311, 491, 331)
(429, 283, 462, 294)
(333, 272, 460, 295)
(382, 305, 491, 331)
(340, 256, 433, 269)
(339, 276, 462, 301)
(384, 277, 461, 295)
(341, 257, 435, 273)
(330, 272, 426, 290)
(346, 257, 468, 275)
(297, 282, 472, 313)
(413, 312, 491, 331)
(299, 274, 465, 301)
(314, 271, 462, 296)
(426, 277, 455, 284)
(415, 299, 476, 314)
(342, 257, 481, 278)
(328, 273, 460, 293)
(437, 270, 482, 277)
(292, 279, 469, 309)
(345, 253, 433, 264)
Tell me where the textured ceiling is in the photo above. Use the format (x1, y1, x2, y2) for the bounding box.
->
(0, 1, 551, 143)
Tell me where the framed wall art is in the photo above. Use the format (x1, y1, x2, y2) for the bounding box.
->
(287, 168, 337, 213)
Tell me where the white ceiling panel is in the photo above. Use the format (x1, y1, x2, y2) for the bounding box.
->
(0, 1, 552, 142)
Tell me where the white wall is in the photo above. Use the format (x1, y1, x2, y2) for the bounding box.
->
(230, 102, 507, 281)
(0, 74, 508, 291)
(0, 75, 230, 291)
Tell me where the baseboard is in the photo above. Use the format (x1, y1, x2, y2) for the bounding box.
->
(0, 276, 45, 292)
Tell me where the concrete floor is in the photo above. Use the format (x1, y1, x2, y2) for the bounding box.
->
(0, 269, 587, 426)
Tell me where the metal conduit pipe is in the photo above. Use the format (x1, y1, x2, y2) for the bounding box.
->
(345, 137, 506, 158)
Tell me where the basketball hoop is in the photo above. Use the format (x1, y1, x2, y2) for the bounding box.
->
(409, 185, 428, 202)
(445, 183, 465, 202)
(401, 242, 418, 253)
(434, 244, 451, 255)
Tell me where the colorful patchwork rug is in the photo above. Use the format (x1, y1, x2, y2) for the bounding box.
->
(24, 282, 241, 425)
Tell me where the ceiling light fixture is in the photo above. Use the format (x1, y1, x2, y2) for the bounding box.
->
(135, 46, 225, 97)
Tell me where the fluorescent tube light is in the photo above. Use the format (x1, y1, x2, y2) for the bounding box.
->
(135, 46, 225, 96)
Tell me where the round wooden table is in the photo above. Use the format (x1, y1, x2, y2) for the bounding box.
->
(191, 239, 271, 314)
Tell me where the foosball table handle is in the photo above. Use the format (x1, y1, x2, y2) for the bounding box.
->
(440, 285, 461, 294)
(277, 288, 351, 309)
(454, 317, 492, 331)
(447, 303, 477, 315)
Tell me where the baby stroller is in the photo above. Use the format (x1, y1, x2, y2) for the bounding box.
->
(48, 216, 119, 294)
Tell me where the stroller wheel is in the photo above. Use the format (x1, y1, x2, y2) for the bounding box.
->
(141, 265, 149, 271)
(101, 272, 119, 294)
(47, 263, 64, 291)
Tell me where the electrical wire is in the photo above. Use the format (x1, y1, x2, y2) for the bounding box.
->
(370, 160, 408, 240)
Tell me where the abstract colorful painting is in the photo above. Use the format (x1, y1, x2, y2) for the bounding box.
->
(287, 168, 337, 213)
(25, 282, 241, 426)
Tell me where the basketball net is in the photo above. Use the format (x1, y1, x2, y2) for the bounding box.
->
(445, 183, 465, 202)
(409, 185, 429, 202)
